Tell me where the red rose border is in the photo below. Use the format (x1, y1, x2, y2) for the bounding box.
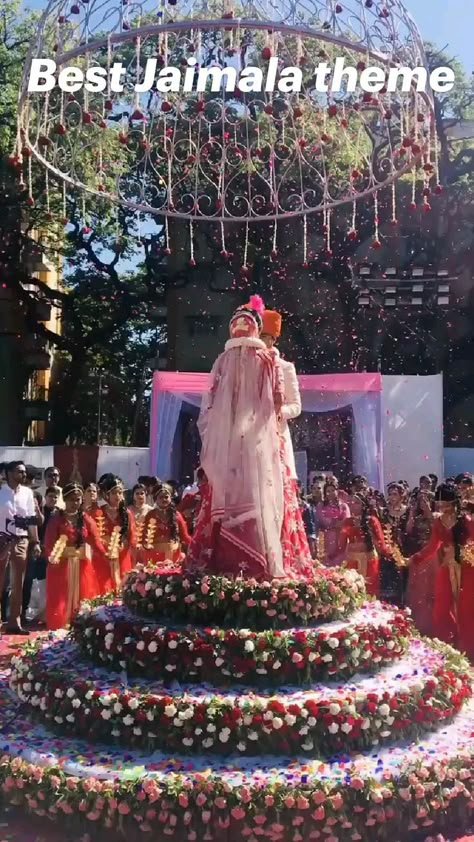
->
(72, 599, 412, 686)
(10, 640, 472, 758)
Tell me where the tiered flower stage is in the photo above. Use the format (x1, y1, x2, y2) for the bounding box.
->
(1, 565, 474, 841)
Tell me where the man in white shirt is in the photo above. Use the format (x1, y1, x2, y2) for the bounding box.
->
(0, 461, 40, 634)
(260, 309, 301, 480)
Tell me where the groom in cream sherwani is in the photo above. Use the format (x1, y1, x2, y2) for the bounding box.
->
(260, 309, 301, 481)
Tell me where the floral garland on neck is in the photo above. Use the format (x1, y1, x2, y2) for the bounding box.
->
(383, 523, 408, 569)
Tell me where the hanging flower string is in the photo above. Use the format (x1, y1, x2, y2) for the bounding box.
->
(189, 219, 195, 266)
(62, 182, 67, 225)
(325, 207, 332, 256)
(271, 221, 277, 259)
(372, 192, 381, 249)
(220, 221, 228, 260)
(410, 167, 417, 211)
(348, 199, 357, 241)
(433, 121, 442, 193)
(106, 35, 112, 101)
(27, 156, 34, 207)
(81, 196, 90, 235)
(45, 169, 51, 219)
(241, 222, 249, 276)
(164, 216, 170, 255)
(302, 214, 308, 267)
(391, 182, 398, 225)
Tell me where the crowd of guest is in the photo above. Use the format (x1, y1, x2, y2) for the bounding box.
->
(0, 460, 473, 660)
(0, 462, 201, 635)
(298, 471, 474, 654)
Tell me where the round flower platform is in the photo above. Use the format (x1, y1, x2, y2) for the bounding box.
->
(0, 565, 473, 842)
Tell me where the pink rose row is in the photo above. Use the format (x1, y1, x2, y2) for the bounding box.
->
(72, 602, 412, 686)
(122, 567, 365, 629)
(0, 752, 473, 841)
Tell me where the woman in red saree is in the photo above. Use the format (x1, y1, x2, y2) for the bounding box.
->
(409, 484, 474, 659)
(337, 494, 390, 596)
(44, 483, 106, 630)
(91, 476, 136, 594)
(141, 483, 190, 571)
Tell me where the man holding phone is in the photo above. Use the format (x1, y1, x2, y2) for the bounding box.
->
(0, 461, 40, 634)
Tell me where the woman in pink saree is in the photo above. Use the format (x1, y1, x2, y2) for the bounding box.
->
(316, 481, 350, 567)
(186, 297, 286, 580)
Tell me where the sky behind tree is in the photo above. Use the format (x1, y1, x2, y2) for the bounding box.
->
(24, 0, 473, 71)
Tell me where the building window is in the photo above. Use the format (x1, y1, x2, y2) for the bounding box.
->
(186, 315, 222, 337)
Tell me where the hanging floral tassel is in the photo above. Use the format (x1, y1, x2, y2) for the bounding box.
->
(271, 221, 277, 259)
(82, 196, 90, 235)
(240, 222, 250, 277)
(220, 221, 228, 260)
(348, 199, 358, 241)
(189, 219, 196, 266)
(409, 167, 417, 212)
(45, 169, 52, 220)
(302, 214, 308, 267)
(432, 121, 442, 195)
(372, 192, 381, 249)
(62, 181, 68, 226)
(27, 156, 34, 207)
(164, 216, 171, 255)
(391, 182, 398, 226)
(130, 35, 145, 121)
(322, 208, 332, 257)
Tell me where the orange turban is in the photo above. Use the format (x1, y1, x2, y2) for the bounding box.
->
(262, 310, 282, 338)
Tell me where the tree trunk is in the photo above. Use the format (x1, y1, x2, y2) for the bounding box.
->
(46, 354, 86, 444)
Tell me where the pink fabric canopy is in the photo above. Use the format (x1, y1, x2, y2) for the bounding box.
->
(153, 371, 382, 394)
(150, 371, 383, 487)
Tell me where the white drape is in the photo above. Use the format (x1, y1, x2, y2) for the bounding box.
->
(0, 446, 54, 473)
(300, 390, 383, 489)
(154, 393, 184, 480)
(96, 447, 150, 489)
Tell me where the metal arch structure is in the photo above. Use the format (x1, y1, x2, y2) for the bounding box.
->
(17, 0, 436, 225)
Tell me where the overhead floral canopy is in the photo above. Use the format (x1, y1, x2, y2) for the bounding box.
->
(15, 0, 439, 263)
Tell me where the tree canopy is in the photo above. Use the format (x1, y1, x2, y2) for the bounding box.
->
(0, 1, 472, 445)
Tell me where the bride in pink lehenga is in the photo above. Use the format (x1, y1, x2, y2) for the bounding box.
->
(186, 296, 313, 581)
